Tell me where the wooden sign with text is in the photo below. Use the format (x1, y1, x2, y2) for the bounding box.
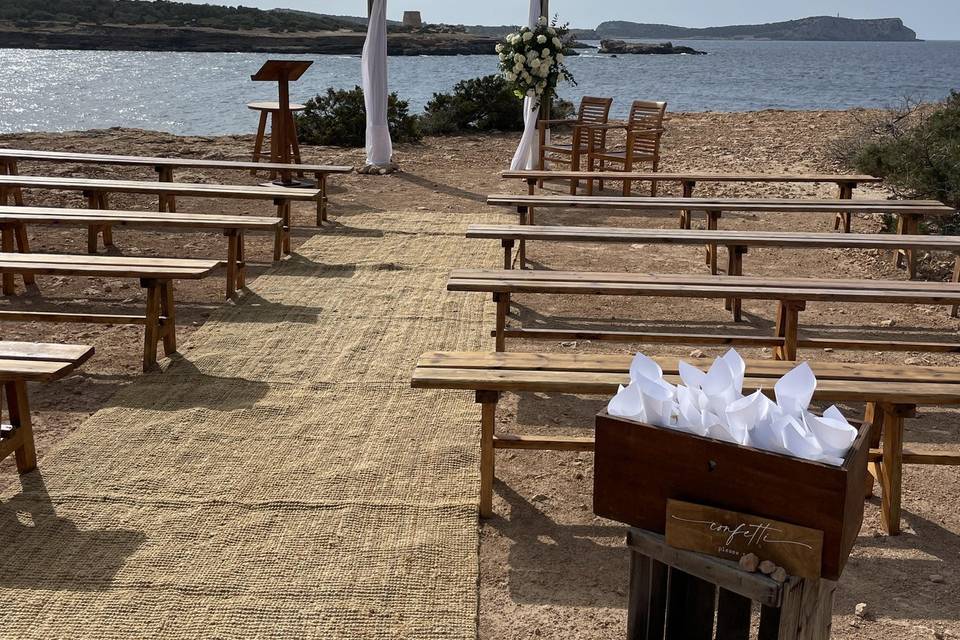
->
(665, 499, 824, 579)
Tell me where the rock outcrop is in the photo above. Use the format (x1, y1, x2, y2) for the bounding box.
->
(595, 16, 919, 42)
(599, 40, 707, 55)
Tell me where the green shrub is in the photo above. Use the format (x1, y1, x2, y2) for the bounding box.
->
(295, 86, 422, 147)
(852, 92, 960, 210)
(420, 74, 577, 135)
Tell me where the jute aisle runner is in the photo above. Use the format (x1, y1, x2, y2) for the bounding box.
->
(0, 210, 502, 639)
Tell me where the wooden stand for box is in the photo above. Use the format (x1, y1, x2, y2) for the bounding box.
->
(627, 528, 836, 640)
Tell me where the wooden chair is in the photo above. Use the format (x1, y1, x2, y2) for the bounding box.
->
(586, 100, 667, 196)
(536, 96, 614, 194)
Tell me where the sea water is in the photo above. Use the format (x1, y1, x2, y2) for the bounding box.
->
(1, 39, 958, 135)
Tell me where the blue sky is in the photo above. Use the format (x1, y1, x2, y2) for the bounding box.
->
(180, 0, 958, 40)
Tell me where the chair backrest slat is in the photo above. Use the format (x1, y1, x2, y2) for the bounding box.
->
(576, 96, 614, 149)
(627, 100, 667, 156)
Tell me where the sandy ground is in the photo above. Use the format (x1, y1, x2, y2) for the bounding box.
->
(0, 110, 957, 639)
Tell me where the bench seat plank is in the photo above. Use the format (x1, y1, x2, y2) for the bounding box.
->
(0, 175, 320, 200)
(467, 224, 960, 251)
(0, 340, 95, 363)
(416, 351, 960, 384)
(0, 253, 220, 279)
(501, 170, 882, 184)
(448, 269, 960, 304)
(487, 194, 955, 215)
(0, 148, 352, 174)
(0, 206, 281, 228)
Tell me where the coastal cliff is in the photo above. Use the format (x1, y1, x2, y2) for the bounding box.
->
(587, 16, 919, 41)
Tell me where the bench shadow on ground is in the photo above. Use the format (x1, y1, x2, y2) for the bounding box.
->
(0, 472, 145, 591)
(243, 253, 358, 280)
(100, 356, 271, 411)
(393, 171, 487, 204)
(489, 479, 628, 609)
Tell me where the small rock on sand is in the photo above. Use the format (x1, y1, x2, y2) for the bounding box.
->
(855, 602, 868, 618)
(759, 560, 776, 575)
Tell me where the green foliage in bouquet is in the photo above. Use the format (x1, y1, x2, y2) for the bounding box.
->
(295, 87, 422, 147)
(496, 16, 576, 106)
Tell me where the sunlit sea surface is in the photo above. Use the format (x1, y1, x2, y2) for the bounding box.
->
(2, 39, 958, 135)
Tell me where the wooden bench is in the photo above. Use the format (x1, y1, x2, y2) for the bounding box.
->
(447, 269, 960, 359)
(466, 224, 960, 318)
(502, 169, 882, 231)
(0, 148, 353, 224)
(1, 341, 93, 474)
(0, 175, 320, 255)
(0, 253, 219, 371)
(411, 350, 960, 533)
(0, 206, 283, 299)
(486, 194, 956, 278)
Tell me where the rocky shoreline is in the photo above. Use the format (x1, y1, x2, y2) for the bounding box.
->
(0, 21, 500, 55)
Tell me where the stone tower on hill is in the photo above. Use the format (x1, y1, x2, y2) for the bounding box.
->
(402, 11, 423, 28)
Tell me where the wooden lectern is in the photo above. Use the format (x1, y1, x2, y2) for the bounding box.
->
(250, 59, 313, 186)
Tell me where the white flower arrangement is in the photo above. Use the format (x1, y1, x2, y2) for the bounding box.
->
(497, 16, 576, 106)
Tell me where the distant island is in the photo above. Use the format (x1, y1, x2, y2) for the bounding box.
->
(569, 16, 919, 42)
(0, 1, 921, 54)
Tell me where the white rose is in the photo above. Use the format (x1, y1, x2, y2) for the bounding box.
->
(522, 31, 534, 42)
(514, 53, 524, 63)
(496, 43, 504, 52)
(498, 53, 506, 61)
(537, 35, 547, 44)
(556, 53, 565, 63)
(547, 27, 557, 35)
(521, 71, 532, 81)
(541, 48, 550, 57)
(553, 37, 562, 47)
(505, 71, 516, 82)
(538, 16, 548, 26)
(530, 58, 540, 68)
(513, 62, 524, 73)
(527, 89, 536, 97)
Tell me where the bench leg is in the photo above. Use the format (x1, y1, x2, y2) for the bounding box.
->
(863, 403, 885, 498)
(4, 159, 24, 206)
(276, 199, 291, 255)
(287, 111, 304, 177)
(627, 553, 668, 640)
(834, 182, 854, 232)
(10, 223, 36, 289)
(724, 245, 745, 322)
(316, 172, 328, 226)
(679, 181, 695, 229)
(502, 239, 515, 270)
(705, 211, 721, 274)
(517, 206, 528, 269)
(141, 279, 162, 371)
(477, 390, 499, 518)
(895, 214, 919, 278)
(1, 225, 15, 295)
(2, 380, 37, 474)
(773, 300, 804, 361)
(953, 254, 960, 318)
(493, 292, 509, 352)
(251, 111, 268, 174)
(237, 230, 246, 291)
(159, 280, 177, 357)
(157, 166, 175, 212)
(225, 230, 238, 300)
(875, 403, 913, 535)
(98, 193, 114, 246)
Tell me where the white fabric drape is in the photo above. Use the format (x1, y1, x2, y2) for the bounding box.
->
(362, 0, 393, 166)
(509, 0, 545, 170)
